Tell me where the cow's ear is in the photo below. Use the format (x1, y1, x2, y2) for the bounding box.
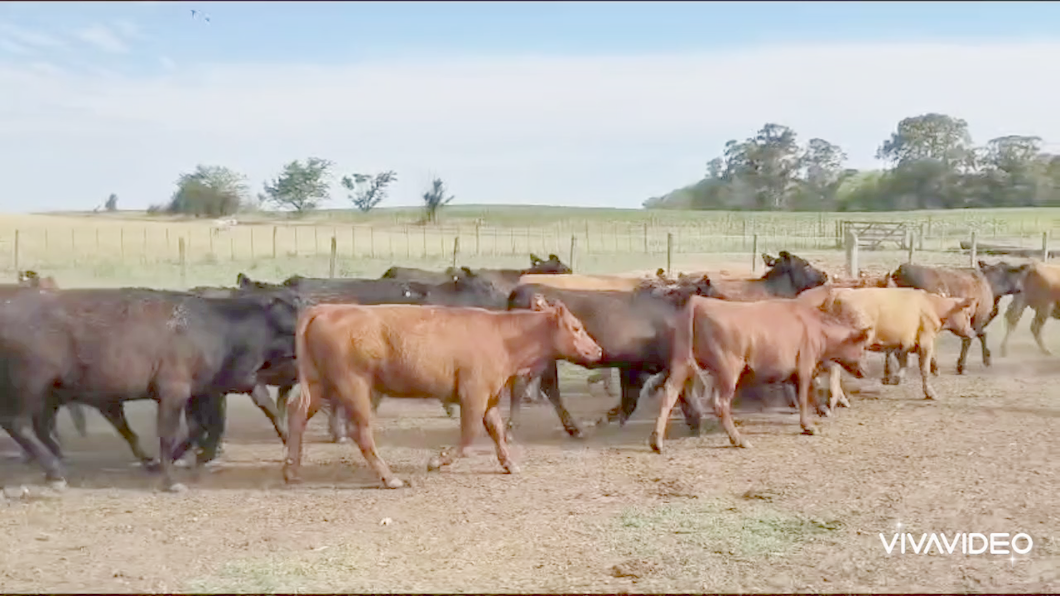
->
(548, 254, 560, 262)
(530, 254, 542, 265)
(977, 260, 988, 269)
(849, 326, 872, 345)
(460, 266, 473, 276)
(237, 273, 249, 287)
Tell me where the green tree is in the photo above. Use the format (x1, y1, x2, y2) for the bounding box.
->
(421, 177, 455, 223)
(163, 165, 249, 217)
(261, 157, 333, 214)
(104, 193, 118, 211)
(877, 113, 975, 170)
(341, 170, 398, 212)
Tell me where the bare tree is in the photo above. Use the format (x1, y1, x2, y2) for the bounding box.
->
(421, 177, 455, 223)
(341, 170, 398, 212)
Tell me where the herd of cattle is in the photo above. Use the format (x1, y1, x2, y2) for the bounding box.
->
(1, 250, 1057, 493)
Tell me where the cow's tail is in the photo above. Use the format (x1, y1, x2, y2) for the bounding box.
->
(292, 307, 323, 422)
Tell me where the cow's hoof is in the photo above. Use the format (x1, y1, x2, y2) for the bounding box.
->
(382, 477, 406, 489)
(735, 439, 752, 449)
(881, 377, 898, 386)
(163, 482, 187, 494)
(426, 457, 444, 472)
(334, 437, 351, 445)
(649, 431, 663, 454)
(802, 426, 817, 436)
(46, 478, 68, 492)
(141, 460, 162, 473)
(503, 462, 521, 475)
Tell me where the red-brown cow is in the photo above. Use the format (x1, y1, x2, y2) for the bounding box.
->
(283, 296, 602, 489)
(649, 296, 872, 452)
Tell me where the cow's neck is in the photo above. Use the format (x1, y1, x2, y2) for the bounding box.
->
(502, 312, 560, 374)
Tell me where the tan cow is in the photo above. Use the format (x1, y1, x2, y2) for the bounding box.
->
(650, 296, 872, 452)
(284, 297, 603, 489)
(999, 261, 1060, 356)
(820, 287, 977, 402)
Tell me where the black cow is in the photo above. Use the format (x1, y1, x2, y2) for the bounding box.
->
(0, 288, 298, 491)
(381, 253, 573, 294)
(505, 278, 719, 439)
(976, 260, 1033, 323)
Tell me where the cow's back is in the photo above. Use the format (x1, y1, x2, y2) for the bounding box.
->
(893, 264, 992, 327)
(824, 287, 933, 348)
(1022, 262, 1060, 307)
(518, 274, 639, 291)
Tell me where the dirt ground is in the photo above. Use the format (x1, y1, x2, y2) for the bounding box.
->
(2, 260, 1060, 593)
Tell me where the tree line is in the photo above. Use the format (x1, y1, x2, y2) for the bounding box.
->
(643, 113, 1060, 211)
(139, 159, 456, 222)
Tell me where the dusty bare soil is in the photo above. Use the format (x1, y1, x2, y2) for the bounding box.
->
(2, 297, 1060, 593)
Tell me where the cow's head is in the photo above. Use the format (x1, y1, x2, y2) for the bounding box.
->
(242, 290, 303, 362)
(976, 260, 1031, 298)
(820, 318, 872, 379)
(761, 253, 778, 268)
(453, 267, 503, 299)
(530, 293, 602, 363)
(527, 253, 572, 275)
(940, 296, 978, 339)
(763, 251, 830, 293)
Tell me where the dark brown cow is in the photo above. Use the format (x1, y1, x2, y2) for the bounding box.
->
(649, 296, 872, 452)
(707, 251, 830, 301)
(283, 296, 602, 489)
(889, 263, 992, 374)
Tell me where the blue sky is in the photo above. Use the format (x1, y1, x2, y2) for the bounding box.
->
(3, 1, 1060, 212)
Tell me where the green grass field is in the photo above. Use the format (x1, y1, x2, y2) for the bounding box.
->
(6, 205, 1060, 288)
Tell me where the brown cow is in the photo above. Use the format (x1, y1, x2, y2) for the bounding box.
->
(283, 297, 603, 489)
(889, 263, 993, 374)
(820, 287, 977, 401)
(649, 296, 872, 452)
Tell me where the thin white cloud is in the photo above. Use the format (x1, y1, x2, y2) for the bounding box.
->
(75, 24, 129, 53)
(159, 55, 176, 71)
(2, 40, 1060, 211)
(112, 18, 146, 41)
(0, 38, 30, 55)
(0, 23, 65, 49)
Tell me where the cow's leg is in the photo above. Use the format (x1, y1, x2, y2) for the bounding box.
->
(881, 349, 897, 385)
(188, 393, 225, 466)
(1030, 304, 1053, 355)
(677, 381, 704, 436)
(713, 373, 746, 448)
(1000, 293, 1028, 357)
(919, 343, 939, 400)
(956, 337, 972, 375)
(95, 401, 159, 469)
(649, 365, 691, 454)
(339, 377, 403, 489)
(797, 372, 817, 435)
(894, 350, 911, 385)
(248, 384, 286, 443)
(68, 403, 88, 438)
(505, 376, 522, 444)
(978, 330, 991, 368)
(330, 401, 351, 444)
(31, 398, 65, 461)
(538, 361, 582, 438)
(156, 388, 191, 493)
(482, 393, 519, 475)
(1, 415, 66, 489)
(281, 385, 320, 485)
(428, 382, 490, 473)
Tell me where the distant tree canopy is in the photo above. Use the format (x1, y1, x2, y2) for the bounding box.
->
(261, 157, 333, 214)
(644, 113, 1060, 211)
(153, 165, 250, 217)
(104, 193, 118, 211)
(341, 170, 398, 212)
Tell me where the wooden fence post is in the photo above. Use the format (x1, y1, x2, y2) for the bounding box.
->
(120, 228, 125, 260)
(643, 223, 649, 253)
(751, 234, 759, 273)
(969, 231, 977, 267)
(13, 229, 19, 274)
(845, 229, 859, 278)
(907, 231, 916, 264)
(272, 226, 278, 259)
(329, 236, 337, 278)
(666, 232, 673, 275)
(178, 237, 186, 287)
(475, 222, 481, 255)
(452, 236, 460, 269)
(568, 235, 577, 271)
(249, 227, 255, 258)
(1043, 231, 1050, 261)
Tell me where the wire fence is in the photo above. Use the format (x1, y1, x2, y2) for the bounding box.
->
(2, 217, 1060, 280)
